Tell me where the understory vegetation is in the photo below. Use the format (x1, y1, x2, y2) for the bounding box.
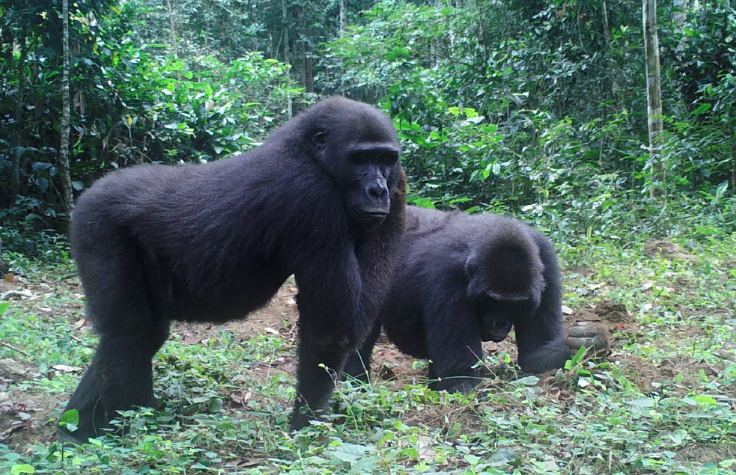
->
(1, 0, 735, 473)
(1, 206, 734, 474)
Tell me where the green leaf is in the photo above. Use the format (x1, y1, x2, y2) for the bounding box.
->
(691, 103, 711, 116)
(409, 196, 435, 209)
(330, 443, 371, 464)
(694, 395, 717, 406)
(10, 465, 35, 474)
(513, 376, 539, 386)
(630, 398, 655, 408)
(59, 409, 79, 432)
(464, 454, 481, 465)
(490, 448, 518, 466)
(463, 107, 478, 118)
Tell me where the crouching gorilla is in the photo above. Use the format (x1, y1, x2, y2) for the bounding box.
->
(343, 206, 599, 392)
(61, 97, 407, 442)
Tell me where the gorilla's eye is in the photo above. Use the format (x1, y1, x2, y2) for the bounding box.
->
(352, 152, 369, 165)
(379, 153, 398, 166)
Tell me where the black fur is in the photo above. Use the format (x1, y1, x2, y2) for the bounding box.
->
(61, 97, 407, 441)
(343, 206, 569, 392)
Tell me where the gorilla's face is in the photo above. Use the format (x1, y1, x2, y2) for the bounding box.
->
(344, 147, 400, 225)
(479, 312, 514, 342)
(466, 249, 541, 343)
(308, 98, 401, 229)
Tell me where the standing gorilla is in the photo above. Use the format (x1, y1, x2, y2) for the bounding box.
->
(61, 97, 407, 442)
(344, 207, 596, 392)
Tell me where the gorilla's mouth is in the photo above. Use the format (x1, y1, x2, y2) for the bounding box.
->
(481, 329, 510, 343)
(355, 206, 389, 221)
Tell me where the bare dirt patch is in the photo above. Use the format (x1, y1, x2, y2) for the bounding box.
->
(565, 266, 595, 277)
(564, 298, 637, 353)
(0, 357, 60, 450)
(678, 442, 736, 464)
(0, 275, 20, 296)
(0, 391, 60, 450)
(172, 282, 300, 346)
(565, 299, 633, 329)
(170, 283, 303, 414)
(644, 240, 701, 263)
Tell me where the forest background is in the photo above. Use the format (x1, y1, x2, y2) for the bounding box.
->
(0, 1, 735, 474)
(1, 0, 735, 251)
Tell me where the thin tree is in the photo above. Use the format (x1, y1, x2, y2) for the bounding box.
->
(673, 0, 686, 32)
(11, 21, 28, 207)
(340, 0, 346, 34)
(673, 0, 688, 54)
(59, 0, 74, 219)
(643, 0, 664, 197)
(282, 0, 292, 118)
(166, 0, 178, 59)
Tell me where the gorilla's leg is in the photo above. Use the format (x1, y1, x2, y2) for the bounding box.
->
(63, 328, 169, 442)
(514, 231, 569, 373)
(61, 240, 170, 442)
(342, 322, 382, 384)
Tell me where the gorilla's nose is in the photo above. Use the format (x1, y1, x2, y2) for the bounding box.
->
(366, 182, 388, 202)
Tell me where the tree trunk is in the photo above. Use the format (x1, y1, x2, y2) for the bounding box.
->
(673, 0, 687, 51)
(282, 0, 292, 118)
(602, 0, 612, 46)
(1, 27, 12, 70)
(340, 0, 346, 34)
(11, 24, 28, 206)
(673, 0, 686, 30)
(304, 30, 313, 93)
(473, 0, 488, 64)
(166, 0, 178, 59)
(59, 0, 74, 219)
(643, 0, 664, 197)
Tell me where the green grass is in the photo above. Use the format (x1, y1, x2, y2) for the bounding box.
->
(0, 228, 734, 474)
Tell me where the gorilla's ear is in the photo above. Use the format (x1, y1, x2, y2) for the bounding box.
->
(312, 130, 327, 151)
(465, 252, 485, 299)
(464, 251, 478, 279)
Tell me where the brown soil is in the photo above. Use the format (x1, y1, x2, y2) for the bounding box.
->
(173, 282, 300, 347)
(643, 240, 701, 263)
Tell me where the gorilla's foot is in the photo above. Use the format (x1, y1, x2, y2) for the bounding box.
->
(565, 321, 610, 357)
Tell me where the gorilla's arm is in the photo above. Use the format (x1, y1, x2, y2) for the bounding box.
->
(424, 308, 485, 392)
(341, 321, 381, 384)
(291, 242, 364, 429)
(514, 230, 570, 373)
(292, 176, 406, 428)
(340, 172, 407, 386)
(422, 272, 486, 392)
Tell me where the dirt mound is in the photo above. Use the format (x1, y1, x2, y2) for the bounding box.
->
(563, 299, 636, 356)
(566, 299, 633, 328)
(592, 300, 631, 324)
(643, 240, 700, 262)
